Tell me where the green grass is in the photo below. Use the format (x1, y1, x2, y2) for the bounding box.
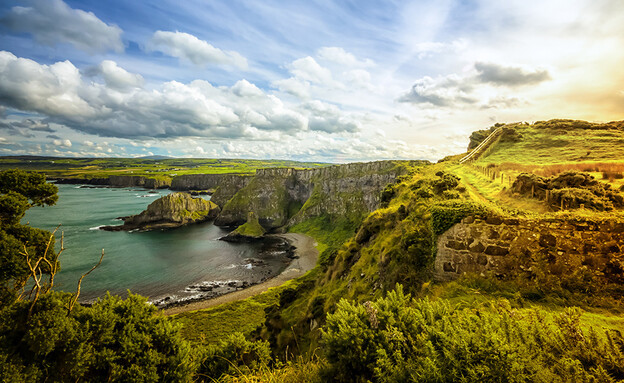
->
(474, 121, 624, 165)
(172, 279, 302, 344)
(0, 156, 331, 179)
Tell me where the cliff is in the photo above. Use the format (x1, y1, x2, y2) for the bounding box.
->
(214, 161, 418, 230)
(53, 175, 171, 188)
(108, 175, 171, 189)
(170, 174, 252, 206)
(101, 192, 220, 231)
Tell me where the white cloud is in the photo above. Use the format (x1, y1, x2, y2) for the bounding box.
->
(148, 31, 248, 69)
(0, 52, 365, 139)
(53, 138, 72, 148)
(288, 57, 333, 85)
(85, 60, 144, 91)
(1, 0, 123, 54)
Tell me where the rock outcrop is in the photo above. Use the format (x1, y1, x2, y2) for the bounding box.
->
(215, 161, 418, 230)
(101, 192, 220, 231)
(170, 174, 252, 207)
(435, 216, 624, 283)
(53, 175, 171, 188)
(222, 212, 266, 242)
(109, 175, 171, 189)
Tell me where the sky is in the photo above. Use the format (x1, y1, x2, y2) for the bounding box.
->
(0, 0, 623, 162)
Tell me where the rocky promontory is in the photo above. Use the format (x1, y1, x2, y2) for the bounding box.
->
(101, 192, 220, 231)
(221, 212, 266, 242)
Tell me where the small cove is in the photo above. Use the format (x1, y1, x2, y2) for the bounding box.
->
(23, 183, 291, 306)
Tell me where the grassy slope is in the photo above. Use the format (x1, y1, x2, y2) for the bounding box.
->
(216, 121, 624, 379)
(0, 156, 330, 178)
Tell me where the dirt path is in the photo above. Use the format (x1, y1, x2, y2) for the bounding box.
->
(162, 233, 319, 315)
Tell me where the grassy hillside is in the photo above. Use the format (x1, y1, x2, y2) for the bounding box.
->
(0, 156, 330, 178)
(169, 119, 624, 382)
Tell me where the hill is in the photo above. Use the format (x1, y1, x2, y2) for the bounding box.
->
(169, 119, 624, 381)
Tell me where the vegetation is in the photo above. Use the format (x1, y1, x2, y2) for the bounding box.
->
(0, 156, 329, 179)
(3, 119, 624, 382)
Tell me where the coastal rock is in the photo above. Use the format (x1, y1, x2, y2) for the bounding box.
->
(170, 174, 252, 206)
(222, 212, 266, 242)
(101, 192, 219, 231)
(215, 161, 422, 230)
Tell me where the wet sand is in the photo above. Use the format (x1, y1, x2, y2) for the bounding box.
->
(162, 233, 318, 315)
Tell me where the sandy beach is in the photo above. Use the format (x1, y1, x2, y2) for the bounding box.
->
(162, 233, 319, 315)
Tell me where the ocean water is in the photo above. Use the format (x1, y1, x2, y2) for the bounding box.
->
(22, 184, 289, 305)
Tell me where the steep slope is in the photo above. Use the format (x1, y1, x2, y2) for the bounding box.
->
(214, 161, 417, 230)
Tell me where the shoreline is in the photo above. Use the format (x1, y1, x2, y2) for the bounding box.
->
(162, 233, 319, 315)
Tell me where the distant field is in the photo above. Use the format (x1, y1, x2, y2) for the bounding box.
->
(0, 156, 331, 178)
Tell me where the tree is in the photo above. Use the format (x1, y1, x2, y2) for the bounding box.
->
(0, 169, 196, 382)
(0, 170, 58, 306)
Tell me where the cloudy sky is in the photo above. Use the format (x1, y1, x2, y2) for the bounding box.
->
(0, 0, 622, 162)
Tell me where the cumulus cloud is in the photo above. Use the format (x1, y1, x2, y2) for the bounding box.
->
(0, 52, 360, 139)
(400, 62, 551, 107)
(272, 77, 310, 98)
(288, 56, 333, 85)
(1, 0, 123, 54)
(84, 60, 144, 91)
(148, 31, 247, 69)
(398, 75, 477, 107)
(475, 62, 551, 87)
(300, 100, 360, 133)
(53, 138, 72, 148)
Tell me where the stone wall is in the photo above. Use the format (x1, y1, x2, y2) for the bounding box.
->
(435, 216, 624, 281)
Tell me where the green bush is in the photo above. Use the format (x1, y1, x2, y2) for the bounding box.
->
(0, 292, 194, 382)
(322, 285, 624, 383)
(197, 332, 272, 380)
(430, 200, 490, 235)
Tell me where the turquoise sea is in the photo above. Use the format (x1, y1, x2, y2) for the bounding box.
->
(23, 184, 289, 305)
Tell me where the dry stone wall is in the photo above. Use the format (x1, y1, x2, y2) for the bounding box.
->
(435, 216, 624, 281)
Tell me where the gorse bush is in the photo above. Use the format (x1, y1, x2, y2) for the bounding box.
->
(0, 292, 194, 382)
(322, 285, 624, 383)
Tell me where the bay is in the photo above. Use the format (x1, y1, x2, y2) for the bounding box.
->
(22, 184, 288, 305)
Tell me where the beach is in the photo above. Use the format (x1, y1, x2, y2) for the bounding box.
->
(162, 233, 319, 315)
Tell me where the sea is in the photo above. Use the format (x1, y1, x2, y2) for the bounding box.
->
(22, 183, 290, 307)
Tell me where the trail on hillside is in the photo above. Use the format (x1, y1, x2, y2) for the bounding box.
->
(162, 233, 319, 315)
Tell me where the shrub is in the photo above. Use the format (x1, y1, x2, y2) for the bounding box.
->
(322, 285, 624, 383)
(197, 333, 272, 380)
(430, 200, 490, 235)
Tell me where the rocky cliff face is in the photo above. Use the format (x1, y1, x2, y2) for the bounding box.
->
(435, 216, 624, 283)
(102, 192, 220, 231)
(215, 161, 411, 230)
(108, 175, 171, 189)
(170, 174, 252, 207)
(54, 175, 171, 188)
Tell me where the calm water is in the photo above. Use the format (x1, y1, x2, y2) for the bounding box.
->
(23, 184, 288, 304)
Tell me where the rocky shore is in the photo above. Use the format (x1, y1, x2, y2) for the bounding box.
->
(162, 233, 317, 315)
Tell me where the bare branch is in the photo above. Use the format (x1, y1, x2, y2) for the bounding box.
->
(68, 249, 105, 313)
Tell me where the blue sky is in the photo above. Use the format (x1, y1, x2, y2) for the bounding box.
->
(0, 0, 623, 162)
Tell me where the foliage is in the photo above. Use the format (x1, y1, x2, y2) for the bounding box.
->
(322, 285, 624, 383)
(197, 333, 272, 380)
(0, 291, 194, 382)
(430, 200, 491, 235)
(0, 170, 59, 306)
